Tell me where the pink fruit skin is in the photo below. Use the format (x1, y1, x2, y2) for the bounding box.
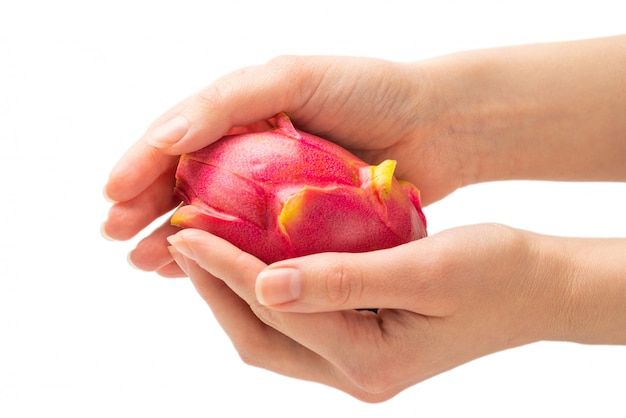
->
(171, 113, 427, 264)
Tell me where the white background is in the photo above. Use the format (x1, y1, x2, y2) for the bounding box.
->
(1, 1, 625, 417)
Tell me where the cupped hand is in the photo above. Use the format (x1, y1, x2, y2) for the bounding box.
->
(102, 56, 468, 276)
(166, 223, 569, 402)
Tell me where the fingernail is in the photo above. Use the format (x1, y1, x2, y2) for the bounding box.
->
(126, 252, 139, 270)
(100, 223, 114, 241)
(256, 268, 300, 306)
(146, 115, 189, 148)
(166, 234, 194, 259)
(102, 185, 115, 203)
(168, 246, 190, 275)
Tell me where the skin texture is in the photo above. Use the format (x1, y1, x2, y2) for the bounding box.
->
(103, 35, 626, 402)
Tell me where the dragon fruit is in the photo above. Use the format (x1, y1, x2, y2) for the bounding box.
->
(171, 113, 427, 264)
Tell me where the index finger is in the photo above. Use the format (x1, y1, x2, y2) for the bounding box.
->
(104, 60, 311, 203)
(105, 139, 179, 203)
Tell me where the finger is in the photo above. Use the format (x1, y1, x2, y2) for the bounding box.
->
(165, 229, 360, 344)
(104, 60, 308, 205)
(167, 234, 427, 399)
(103, 164, 180, 240)
(105, 139, 180, 203)
(104, 94, 194, 203)
(167, 247, 360, 394)
(167, 228, 265, 304)
(129, 221, 182, 272)
(155, 260, 186, 278)
(255, 238, 451, 315)
(170, 247, 270, 345)
(143, 61, 314, 155)
(262, 307, 436, 398)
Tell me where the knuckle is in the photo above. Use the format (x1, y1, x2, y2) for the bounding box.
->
(193, 66, 254, 113)
(342, 357, 397, 395)
(250, 302, 281, 329)
(232, 332, 265, 367)
(265, 54, 304, 72)
(265, 55, 319, 107)
(236, 348, 260, 367)
(194, 82, 230, 113)
(324, 261, 363, 307)
(231, 326, 274, 369)
(236, 345, 270, 369)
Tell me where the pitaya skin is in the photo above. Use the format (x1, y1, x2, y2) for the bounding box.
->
(171, 113, 427, 264)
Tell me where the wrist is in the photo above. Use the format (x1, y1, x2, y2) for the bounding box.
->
(532, 235, 626, 345)
(420, 45, 568, 186)
(419, 36, 626, 186)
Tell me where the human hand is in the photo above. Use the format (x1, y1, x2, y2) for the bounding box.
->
(103, 36, 626, 278)
(165, 223, 583, 402)
(102, 56, 471, 276)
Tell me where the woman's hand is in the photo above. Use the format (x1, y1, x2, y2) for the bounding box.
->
(103, 36, 626, 277)
(102, 56, 469, 276)
(165, 223, 626, 402)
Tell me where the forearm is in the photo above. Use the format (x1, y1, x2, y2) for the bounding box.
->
(422, 35, 626, 186)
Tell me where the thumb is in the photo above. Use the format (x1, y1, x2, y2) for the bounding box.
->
(143, 60, 304, 154)
(255, 243, 430, 313)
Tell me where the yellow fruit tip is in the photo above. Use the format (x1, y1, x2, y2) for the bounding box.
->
(277, 188, 308, 236)
(170, 207, 189, 226)
(371, 160, 397, 196)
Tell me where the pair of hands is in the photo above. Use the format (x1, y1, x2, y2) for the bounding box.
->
(103, 38, 626, 401)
